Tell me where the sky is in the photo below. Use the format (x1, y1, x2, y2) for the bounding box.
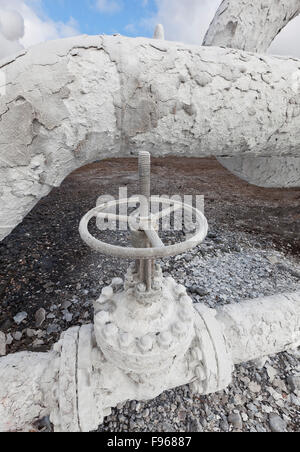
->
(0, 0, 300, 60)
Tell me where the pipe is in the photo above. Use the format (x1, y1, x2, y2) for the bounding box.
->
(216, 292, 300, 365)
(0, 291, 299, 432)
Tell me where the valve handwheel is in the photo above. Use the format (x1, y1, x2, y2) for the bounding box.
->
(79, 152, 208, 289)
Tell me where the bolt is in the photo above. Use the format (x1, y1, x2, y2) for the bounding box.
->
(175, 285, 186, 297)
(172, 322, 186, 337)
(179, 307, 192, 322)
(137, 283, 146, 293)
(158, 332, 172, 349)
(53, 342, 62, 353)
(139, 335, 153, 352)
(103, 323, 118, 340)
(102, 286, 113, 298)
(95, 311, 110, 325)
(119, 332, 134, 348)
(111, 278, 123, 292)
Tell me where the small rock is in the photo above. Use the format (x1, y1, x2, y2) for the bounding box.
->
(188, 416, 203, 432)
(47, 314, 55, 320)
(228, 413, 243, 430)
(35, 308, 46, 327)
(36, 330, 45, 339)
(63, 311, 73, 323)
(267, 256, 279, 265)
(287, 375, 300, 392)
(266, 364, 278, 382)
(62, 300, 72, 310)
(26, 328, 36, 338)
(13, 331, 23, 341)
(32, 339, 44, 348)
(0, 331, 6, 356)
(13, 311, 28, 325)
(47, 324, 60, 335)
(269, 414, 287, 433)
(5, 333, 13, 345)
(249, 381, 261, 393)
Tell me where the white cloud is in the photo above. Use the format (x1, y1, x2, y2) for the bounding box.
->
(151, 0, 221, 45)
(95, 0, 123, 14)
(0, 8, 24, 59)
(0, 0, 80, 61)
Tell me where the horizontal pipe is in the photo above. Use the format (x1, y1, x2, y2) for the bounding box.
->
(0, 291, 299, 432)
(216, 292, 300, 364)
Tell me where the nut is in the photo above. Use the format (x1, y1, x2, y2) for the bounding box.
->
(111, 278, 123, 292)
(139, 335, 153, 352)
(95, 310, 110, 325)
(103, 323, 118, 339)
(175, 285, 186, 297)
(172, 322, 186, 337)
(179, 307, 192, 322)
(101, 286, 114, 299)
(119, 332, 134, 348)
(158, 332, 172, 349)
(136, 283, 146, 293)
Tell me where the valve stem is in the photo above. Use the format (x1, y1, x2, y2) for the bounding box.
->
(137, 151, 152, 291)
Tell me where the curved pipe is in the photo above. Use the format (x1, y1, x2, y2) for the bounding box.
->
(2, 33, 300, 240)
(0, 291, 299, 432)
(204, 0, 300, 188)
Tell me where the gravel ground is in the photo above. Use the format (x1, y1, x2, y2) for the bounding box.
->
(0, 157, 299, 432)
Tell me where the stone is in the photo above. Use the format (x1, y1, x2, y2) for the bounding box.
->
(5, 333, 13, 346)
(287, 375, 300, 392)
(47, 324, 60, 335)
(26, 329, 36, 338)
(13, 331, 23, 341)
(35, 308, 46, 327)
(269, 414, 287, 433)
(266, 365, 278, 382)
(13, 311, 28, 325)
(228, 413, 243, 430)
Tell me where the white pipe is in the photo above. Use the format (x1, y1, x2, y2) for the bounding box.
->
(216, 292, 300, 365)
(0, 291, 299, 432)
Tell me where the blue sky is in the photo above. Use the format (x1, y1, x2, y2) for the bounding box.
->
(42, 0, 157, 38)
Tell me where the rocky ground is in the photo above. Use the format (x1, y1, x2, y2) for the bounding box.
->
(0, 157, 299, 432)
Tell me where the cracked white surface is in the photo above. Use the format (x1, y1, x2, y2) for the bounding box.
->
(204, 0, 300, 187)
(0, 289, 299, 432)
(1, 34, 300, 240)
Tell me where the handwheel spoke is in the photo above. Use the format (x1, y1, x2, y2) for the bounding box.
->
(143, 227, 165, 249)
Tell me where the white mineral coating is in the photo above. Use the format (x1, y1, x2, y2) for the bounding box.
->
(153, 24, 165, 40)
(204, 0, 300, 53)
(204, 0, 300, 187)
(216, 292, 300, 365)
(0, 290, 300, 432)
(0, 350, 57, 432)
(2, 35, 300, 240)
